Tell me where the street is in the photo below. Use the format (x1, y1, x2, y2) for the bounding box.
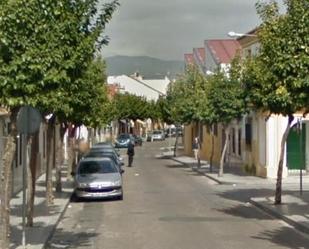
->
(47, 140, 309, 249)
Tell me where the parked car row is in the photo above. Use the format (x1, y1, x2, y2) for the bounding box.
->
(145, 127, 183, 142)
(114, 133, 143, 148)
(73, 142, 124, 201)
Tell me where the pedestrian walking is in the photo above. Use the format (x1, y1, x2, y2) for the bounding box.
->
(127, 141, 135, 167)
(192, 137, 201, 168)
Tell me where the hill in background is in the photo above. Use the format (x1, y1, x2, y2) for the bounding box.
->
(105, 55, 184, 79)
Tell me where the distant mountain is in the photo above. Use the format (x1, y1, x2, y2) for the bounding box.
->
(105, 55, 184, 79)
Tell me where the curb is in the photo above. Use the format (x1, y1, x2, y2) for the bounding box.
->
(171, 157, 223, 185)
(192, 168, 223, 185)
(250, 198, 309, 235)
(43, 188, 74, 249)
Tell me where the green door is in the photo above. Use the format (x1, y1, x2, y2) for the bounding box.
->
(287, 124, 306, 170)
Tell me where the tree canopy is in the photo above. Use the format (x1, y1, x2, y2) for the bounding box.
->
(242, 0, 309, 204)
(0, 0, 119, 125)
(244, 0, 309, 116)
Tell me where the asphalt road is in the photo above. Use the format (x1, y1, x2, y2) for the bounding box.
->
(47, 140, 309, 249)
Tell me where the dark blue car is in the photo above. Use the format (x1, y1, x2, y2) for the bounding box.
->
(115, 133, 134, 148)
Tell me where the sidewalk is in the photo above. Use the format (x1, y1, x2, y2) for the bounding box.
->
(166, 153, 309, 235)
(10, 173, 73, 249)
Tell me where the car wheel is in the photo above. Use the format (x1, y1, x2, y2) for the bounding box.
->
(70, 192, 79, 202)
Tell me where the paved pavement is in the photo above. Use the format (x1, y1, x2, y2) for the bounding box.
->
(8, 149, 309, 248)
(9, 173, 73, 249)
(163, 151, 309, 236)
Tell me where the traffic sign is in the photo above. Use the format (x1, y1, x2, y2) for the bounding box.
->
(16, 106, 42, 134)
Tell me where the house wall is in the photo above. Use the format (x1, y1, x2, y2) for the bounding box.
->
(305, 120, 309, 170)
(204, 45, 218, 73)
(257, 116, 267, 177)
(183, 124, 193, 155)
(266, 115, 288, 178)
(241, 113, 267, 177)
(201, 125, 222, 167)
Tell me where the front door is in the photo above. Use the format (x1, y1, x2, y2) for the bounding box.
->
(287, 124, 306, 170)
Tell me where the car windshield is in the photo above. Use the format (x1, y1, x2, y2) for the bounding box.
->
(153, 130, 162, 134)
(78, 161, 118, 174)
(118, 134, 130, 139)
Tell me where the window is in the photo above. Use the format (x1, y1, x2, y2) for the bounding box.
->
(238, 129, 242, 156)
(245, 117, 252, 151)
(232, 128, 236, 154)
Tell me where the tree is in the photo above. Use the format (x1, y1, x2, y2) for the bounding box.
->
(165, 65, 207, 156)
(204, 66, 246, 176)
(0, 0, 119, 245)
(243, 0, 309, 204)
(113, 93, 150, 122)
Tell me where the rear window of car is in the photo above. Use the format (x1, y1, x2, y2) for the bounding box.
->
(118, 134, 130, 139)
(78, 161, 117, 174)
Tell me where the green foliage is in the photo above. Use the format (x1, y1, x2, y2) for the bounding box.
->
(166, 63, 246, 127)
(155, 96, 173, 124)
(62, 57, 111, 127)
(166, 65, 207, 124)
(246, 0, 309, 115)
(0, 0, 119, 124)
(203, 70, 246, 126)
(113, 93, 150, 121)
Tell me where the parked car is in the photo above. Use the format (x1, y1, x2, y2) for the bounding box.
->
(83, 150, 124, 170)
(90, 145, 121, 157)
(151, 130, 165, 141)
(73, 157, 123, 200)
(133, 134, 143, 146)
(115, 133, 135, 148)
(91, 142, 114, 149)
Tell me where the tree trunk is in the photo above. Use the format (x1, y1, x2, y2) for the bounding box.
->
(55, 122, 62, 193)
(275, 115, 294, 205)
(173, 127, 179, 157)
(0, 136, 16, 249)
(219, 125, 229, 177)
(210, 126, 215, 173)
(67, 137, 74, 181)
(46, 118, 55, 205)
(26, 132, 39, 227)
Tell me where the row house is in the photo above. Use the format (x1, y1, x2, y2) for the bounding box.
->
(183, 38, 242, 171)
(237, 30, 309, 178)
(107, 73, 171, 138)
(183, 29, 309, 178)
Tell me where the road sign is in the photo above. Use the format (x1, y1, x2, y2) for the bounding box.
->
(16, 106, 42, 248)
(16, 106, 42, 135)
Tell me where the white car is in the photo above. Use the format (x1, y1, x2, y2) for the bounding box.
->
(151, 130, 165, 141)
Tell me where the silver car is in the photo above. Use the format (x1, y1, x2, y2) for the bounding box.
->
(151, 130, 165, 141)
(74, 157, 123, 200)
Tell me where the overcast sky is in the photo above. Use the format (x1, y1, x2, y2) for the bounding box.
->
(101, 0, 284, 61)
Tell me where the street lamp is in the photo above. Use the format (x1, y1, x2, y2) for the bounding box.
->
(228, 31, 257, 38)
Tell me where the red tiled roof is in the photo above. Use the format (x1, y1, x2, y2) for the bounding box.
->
(205, 39, 241, 64)
(184, 53, 194, 65)
(193, 48, 205, 63)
